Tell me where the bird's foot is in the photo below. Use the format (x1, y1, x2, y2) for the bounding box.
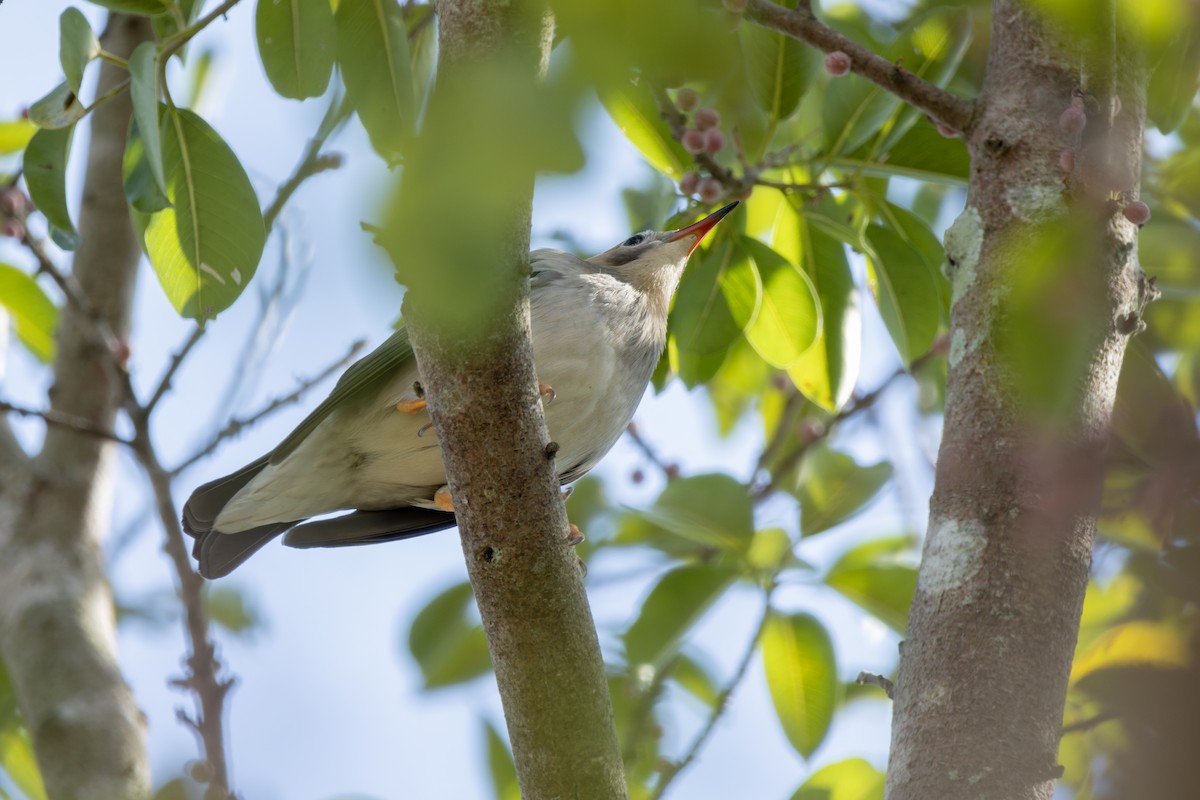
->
(561, 485, 574, 501)
(539, 383, 556, 404)
(566, 523, 585, 546)
(395, 397, 427, 414)
(434, 486, 455, 512)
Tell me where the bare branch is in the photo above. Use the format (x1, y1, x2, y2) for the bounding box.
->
(856, 671, 896, 700)
(625, 421, 679, 481)
(144, 325, 205, 415)
(0, 399, 129, 444)
(744, 0, 977, 134)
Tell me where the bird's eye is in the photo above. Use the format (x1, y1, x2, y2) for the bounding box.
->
(622, 234, 645, 247)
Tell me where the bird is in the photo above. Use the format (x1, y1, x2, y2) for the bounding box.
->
(183, 201, 739, 578)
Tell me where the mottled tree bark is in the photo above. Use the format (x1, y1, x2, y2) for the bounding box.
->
(0, 14, 154, 800)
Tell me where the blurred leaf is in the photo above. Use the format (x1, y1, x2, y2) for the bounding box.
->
(205, 586, 261, 636)
(1160, 148, 1200, 220)
(624, 473, 755, 553)
(484, 721, 520, 800)
(84, 0, 170, 12)
(128, 42, 166, 199)
(28, 82, 86, 130)
(741, 0, 814, 123)
(0, 264, 58, 362)
(23, 125, 78, 243)
(336, 0, 414, 162)
(669, 236, 761, 387)
(746, 527, 808, 574)
(1112, 341, 1198, 465)
(790, 757, 885, 800)
(142, 107, 265, 319)
(1138, 212, 1200, 294)
(60, 8, 100, 96)
(599, 79, 690, 180)
(707, 336, 773, 436)
(863, 223, 940, 364)
(879, 201, 950, 317)
(1071, 620, 1192, 684)
(256, 0, 336, 100)
(124, 118, 171, 214)
(624, 564, 736, 668)
(742, 236, 820, 368)
(565, 475, 613, 545)
(794, 446, 893, 537)
(834, 121, 969, 185)
(1076, 572, 1143, 656)
(407, 582, 492, 690)
(672, 652, 720, 707)
(763, 611, 839, 759)
(825, 536, 918, 633)
(0, 120, 37, 155)
(1148, 29, 1200, 134)
(0, 728, 47, 800)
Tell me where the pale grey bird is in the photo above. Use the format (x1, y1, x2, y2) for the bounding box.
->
(183, 201, 739, 578)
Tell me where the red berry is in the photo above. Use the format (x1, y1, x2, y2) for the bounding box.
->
(682, 128, 706, 154)
(1059, 148, 1076, 174)
(0, 187, 26, 217)
(935, 123, 957, 138)
(676, 88, 700, 113)
(664, 464, 681, 479)
(694, 108, 720, 131)
(698, 178, 724, 204)
(680, 172, 700, 195)
(1, 218, 25, 239)
(1122, 201, 1151, 226)
(631, 469, 645, 484)
(703, 128, 726, 154)
(112, 339, 132, 368)
(1059, 106, 1086, 135)
(824, 51, 852, 77)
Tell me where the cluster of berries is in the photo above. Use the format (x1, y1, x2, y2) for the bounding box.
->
(0, 186, 28, 240)
(674, 88, 728, 203)
(1058, 93, 1150, 226)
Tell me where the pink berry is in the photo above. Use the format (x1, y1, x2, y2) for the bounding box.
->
(664, 463, 681, 479)
(1122, 201, 1151, 226)
(935, 123, 957, 138)
(1059, 106, 1086, 135)
(682, 128, 706, 154)
(676, 88, 700, 113)
(631, 469, 645, 484)
(694, 108, 720, 131)
(824, 51, 852, 77)
(1, 218, 25, 239)
(0, 187, 26, 217)
(722, 0, 748, 11)
(1071, 94, 1084, 109)
(1059, 148, 1076, 173)
(703, 128, 726, 153)
(680, 172, 700, 195)
(698, 178, 724, 204)
(112, 339, 132, 368)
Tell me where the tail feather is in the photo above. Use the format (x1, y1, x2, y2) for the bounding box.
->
(284, 508, 456, 549)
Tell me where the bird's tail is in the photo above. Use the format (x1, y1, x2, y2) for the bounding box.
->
(283, 508, 456, 549)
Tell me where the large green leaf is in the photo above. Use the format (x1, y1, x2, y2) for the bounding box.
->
(863, 223, 940, 364)
(742, 236, 820, 368)
(128, 42, 166, 199)
(624, 564, 736, 668)
(60, 8, 100, 96)
(834, 121, 969, 185)
(124, 118, 170, 214)
(1148, 29, 1200, 134)
(762, 611, 839, 759)
(84, 0, 170, 13)
(256, 0, 336, 100)
(0, 264, 58, 363)
(335, 0, 414, 162)
(741, 0, 814, 123)
(790, 758, 886, 800)
(28, 82, 86, 130)
(143, 107, 265, 319)
(824, 537, 918, 633)
(23, 125, 78, 243)
(599, 79, 691, 180)
(406, 582, 493, 690)
(622, 473, 756, 553)
(793, 445, 893, 536)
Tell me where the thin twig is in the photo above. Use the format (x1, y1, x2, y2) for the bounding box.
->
(856, 671, 896, 699)
(21, 228, 123, 354)
(1061, 712, 1117, 736)
(170, 339, 365, 476)
(143, 325, 205, 415)
(625, 421, 678, 480)
(0, 400, 129, 444)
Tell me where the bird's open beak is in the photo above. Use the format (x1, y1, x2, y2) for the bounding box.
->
(666, 201, 740, 256)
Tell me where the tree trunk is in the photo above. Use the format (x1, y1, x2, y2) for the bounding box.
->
(0, 14, 154, 800)
(886, 2, 1146, 797)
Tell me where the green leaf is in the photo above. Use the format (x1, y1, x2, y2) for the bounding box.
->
(762, 611, 839, 759)
(824, 537, 918, 633)
(484, 721, 520, 800)
(335, 0, 415, 162)
(835, 121, 969, 185)
(60, 8, 100, 96)
(28, 82, 86, 130)
(1138, 212, 1200, 294)
(794, 446, 892, 537)
(669, 237, 761, 387)
(599, 79, 690, 179)
(205, 586, 261, 635)
(0, 264, 58, 363)
(879, 201, 949, 316)
(672, 652, 721, 706)
(143, 107, 265, 319)
(23, 125, 77, 241)
(790, 758, 885, 800)
(0, 727, 47, 800)
(741, 0, 814, 123)
(84, 0, 170, 13)
(124, 119, 171, 214)
(625, 473, 756, 553)
(1148, 30, 1200, 134)
(863, 223, 940, 364)
(0, 120, 37, 155)
(406, 582, 492, 690)
(128, 42, 166, 199)
(741, 236, 820, 368)
(256, 0, 336, 100)
(624, 564, 736, 668)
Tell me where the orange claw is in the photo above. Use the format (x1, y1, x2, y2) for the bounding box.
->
(539, 383, 556, 404)
(434, 486, 455, 512)
(566, 523, 585, 546)
(395, 398, 427, 414)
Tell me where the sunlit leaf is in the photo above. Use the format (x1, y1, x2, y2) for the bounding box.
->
(742, 236, 820, 368)
(142, 107, 265, 319)
(23, 125, 78, 243)
(0, 264, 58, 362)
(335, 0, 414, 161)
(0, 120, 37, 155)
(794, 445, 893, 537)
(28, 82, 86, 130)
(205, 586, 261, 635)
(741, 0, 814, 123)
(1070, 620, 1191, 684)
(1147, 30, 1200, 134)
(0, 727, 47, 800)
(128, 42, 166, 198)
(790, 757, 885, 800)
(256, 0, 336, 100)
(863, 223, 940, 364)
(484, 721, 520, 800)
(624, 564, 736, 668)
(672, 652, 720, 706)
(599, 79, 690, 180)
(60, 8, 100, 96)
(825, 537, 918, 633)
(406, 582, 493, 690)
(763, 611, 839, 759)
(624, 473, 756, 553)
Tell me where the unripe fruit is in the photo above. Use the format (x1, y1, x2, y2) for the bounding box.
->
(824, 51, 852, 77)
(698, 178, 724, 203)
(1059, 105, 1086, 135)
(694, 107, 721, 131)
(1059, 148, 1076, 173)
(682, 128, 706, 154)
(1122, 201, 1151, 226)
(680, 172, 701, 195)
(676, 87, 701, 113)
(1, 218, 25, 239)
(703, 127, 726, 153)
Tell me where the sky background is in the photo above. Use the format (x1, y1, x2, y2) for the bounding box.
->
(0, 2, 935, 798)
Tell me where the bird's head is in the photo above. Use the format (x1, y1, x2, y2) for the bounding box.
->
(588, 201, 739, 311)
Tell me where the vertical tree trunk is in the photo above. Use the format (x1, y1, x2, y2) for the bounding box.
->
(886, 2, 1146, 797)
(0, 14, 153, 800)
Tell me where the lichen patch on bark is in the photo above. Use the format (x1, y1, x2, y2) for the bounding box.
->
(944, 207, 982, 304)
(917, 517, 986, 594)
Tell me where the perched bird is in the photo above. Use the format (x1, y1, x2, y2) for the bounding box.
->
(183, 201, 739, 578)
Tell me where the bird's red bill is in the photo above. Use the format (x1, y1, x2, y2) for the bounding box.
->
(667, 201, 740, 255)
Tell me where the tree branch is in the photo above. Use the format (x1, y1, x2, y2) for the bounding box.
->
(0, 399, 128, 444)
(744, 0, 977, 134)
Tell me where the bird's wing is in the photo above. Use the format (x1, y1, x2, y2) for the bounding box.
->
(268, 326, 415, 465)
(530, 248, 603, 289)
